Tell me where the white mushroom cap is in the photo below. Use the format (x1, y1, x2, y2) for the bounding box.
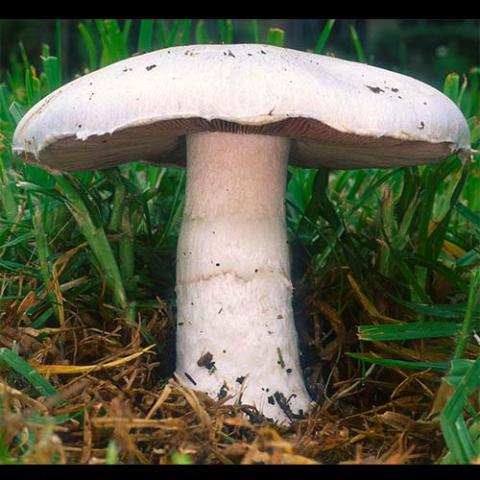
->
(13, 43, 471, 172)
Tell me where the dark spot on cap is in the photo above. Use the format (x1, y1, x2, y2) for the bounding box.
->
(277, 314, 283, 319)
(227, 50, 235, 58)
(366, 85, 385, 94)
(197, 351, 215, 370)
(215, 263, 220, 267)
(398, 96, 403, 99)
(191, 302, 194, 306)
(146, 64, 157, 71)
(184, 372, 197, 386)
(286, 368, 292, 374)
(391, 87, 399, 93)
(223, 349, 227, 354)
(268, 396, 275, 405)
(260, 50, 267, 54)
(218, 307, 223, 314)
(418, 121, 425, 130)
(423, 101, 428, 105)
(247, 53, 252, 56)
(77, 124, 82, 128)
(178, 322, 184, 326)
(236, 376, 245, 384)
(254, 269, 258, 273)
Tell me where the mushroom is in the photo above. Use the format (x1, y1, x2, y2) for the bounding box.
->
(12, 44, 471, 423)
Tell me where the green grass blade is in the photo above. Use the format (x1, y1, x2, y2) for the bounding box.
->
(444, 72, 460, 102)
(55, 175, 128, 310)
(41, 55, 62, 93)
(266, 28, 285, 47)
(137, 19, 154, 52)
(349, 24, 366, 63)
(0, 348, 58, 398)
(358, 321, 463, 342)
(314, 19, 335, 54)
(217, 19, 233, 44)
(122, 19, 132, 44)
(55, 20, 63, 82)
(454, 269, 480, 359)
(78, 22, 98, 71)
(441, 358, 480, 463)
(30, 202, 62, 323)
(251, 20, 260, 43)
(195, 20, 209, 44)
(179, 19, 192, 45)
(347, 352, 449, 371)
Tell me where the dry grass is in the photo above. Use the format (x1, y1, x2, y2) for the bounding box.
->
(0, 269, 459, 465)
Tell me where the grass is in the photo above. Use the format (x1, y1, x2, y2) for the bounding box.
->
(0, 19, 479, 464)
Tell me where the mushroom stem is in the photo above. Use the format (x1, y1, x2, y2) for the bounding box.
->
(175, 131, 312, 423)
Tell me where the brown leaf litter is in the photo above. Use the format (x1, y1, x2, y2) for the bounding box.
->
(0, 269, 477, 464)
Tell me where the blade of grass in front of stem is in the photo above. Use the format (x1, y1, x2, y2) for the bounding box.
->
(313, 19, 335, 54)
(55, 175, 128, 311)
(454, 268, 480, 360)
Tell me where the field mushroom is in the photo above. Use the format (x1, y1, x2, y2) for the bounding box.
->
(13, 44, 471, 423)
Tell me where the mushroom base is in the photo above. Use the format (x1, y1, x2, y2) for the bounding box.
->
(175, 132, 312, 423)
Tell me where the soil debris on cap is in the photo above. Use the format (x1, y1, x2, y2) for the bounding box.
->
(365, 85, 385, 94)
(197, 351, 215, 370)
